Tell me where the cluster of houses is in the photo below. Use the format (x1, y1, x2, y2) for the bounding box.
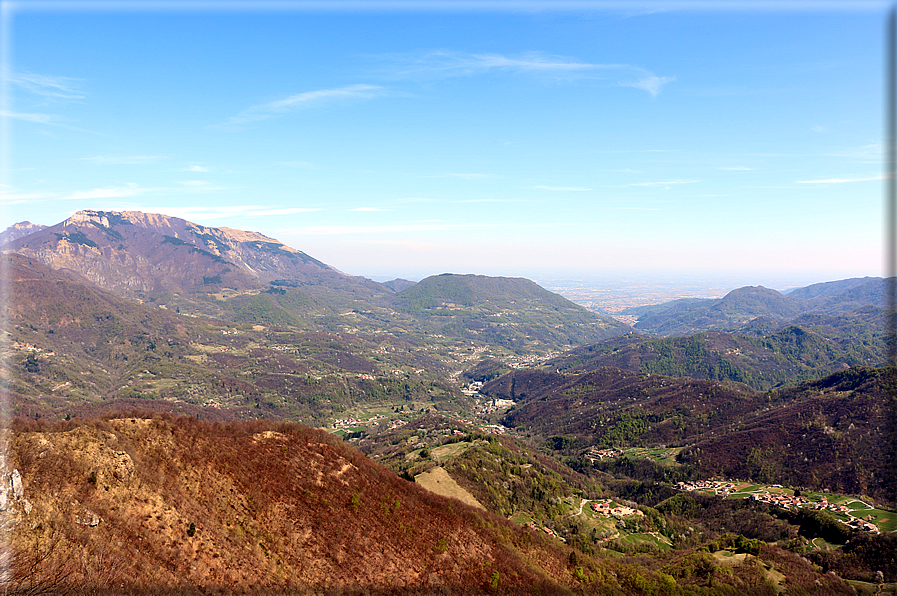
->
(674, 482, 881, 534)
(474, 398, 517, 417)
(675, 480, 737, 494)
(461, 381, 484, 396)
(587, 448, 624, 461)
(454, 345, 489, 363)
(332, 414, 387, 430)
(589, 500, 641, 518)
(480, 424, 509, 435)
(848, 518, 879, 532)
(13, 342, 54, 358)
(384, 419, 407, 431)
(506, 350, 559, 369)
(748, 491, 810, 508)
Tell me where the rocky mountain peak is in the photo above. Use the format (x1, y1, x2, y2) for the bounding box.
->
(8, 209, 339, 300)
(0, 221, 48, 245)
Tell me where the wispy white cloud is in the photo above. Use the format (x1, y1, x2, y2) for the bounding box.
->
(134, 205, 322, 221)
(282, 219, 569, 236)
(80, 155, 166, 165)
(717, 166, 754, 171)
(0, 189, 57, 205)
(377, 50, 674, 95)
(248, 207, 322, 216)
(349, 207, 388, 212)
(534, 185, 592, 191)
(0, 110, 101, 134)
(280, 221, 494, 235)
(455, 198, 515, 203)
(628, 179, 699, 187)
(221, 84, 385, 127)
(377, 50, 596, 79)
(128, 206, 249, 221)
(811, 124, 826, 133)
(9, 72, 85, 100)
(623, 75, 676, 97)
(797, 175, 883, 184)
(0, 111, 54, 123)
(824, 143, 882, 161)
(57, 183, 146, 201)
(183, 165, 210, 172)
(396, 197, 438, 203)
(422, 172, 491, 179)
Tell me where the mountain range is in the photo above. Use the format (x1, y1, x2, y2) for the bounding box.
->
(3, 210, 628, 350)
(624, 280, 888, 336)
(1, 209, 893, 593)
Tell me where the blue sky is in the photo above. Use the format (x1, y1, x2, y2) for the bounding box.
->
(0, 1, 887, 284)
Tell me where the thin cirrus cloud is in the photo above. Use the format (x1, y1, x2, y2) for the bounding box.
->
(134, 206, 322, 221)
(627, 179, 699, 187)
(797, 175, 883, 184)
(10, 72, 85, 100)
(0, 189, 58, 205)
(248, 207, 322, 216)
(624, 75, 676, 96)
(79, 155, 166, 165)
(220, 84, 386, 127)
(283, 221, 494, 235)
(376, 50, 674, 96)
(824, 143, 882, 161)
(349, 207, 389, 212)
(0, 111, 54, 123)
(56, 183, 146, 201)
(533, 185, 592, 191)
(421, 172, 491, 179)
(1, 110, 100, 135)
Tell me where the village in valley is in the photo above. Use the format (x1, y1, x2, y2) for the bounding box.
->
(673, 480, 884, 534)
(324, 373, 892, 548)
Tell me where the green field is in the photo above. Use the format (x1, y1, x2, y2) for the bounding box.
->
(845, 580, 897, 595)
(430, 441, 472, 461)
(621, 446, 683, 465)
(848, 507, 897, 532)
(617, 532, 672, 550)
(509, 512, 536, 525)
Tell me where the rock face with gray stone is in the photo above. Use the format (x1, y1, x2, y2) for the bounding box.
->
(0, 467, 29, 520)
(0, 462, 29, 540)
(10, 469, 23, 500)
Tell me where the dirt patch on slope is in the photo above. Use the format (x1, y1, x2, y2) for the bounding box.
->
(415, 466, 485, 510)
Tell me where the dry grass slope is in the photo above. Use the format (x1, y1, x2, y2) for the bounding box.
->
(6, 414, 578, 595)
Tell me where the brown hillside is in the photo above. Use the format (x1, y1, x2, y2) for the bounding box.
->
(6, 415, 579, 595)
(679, 366, 896, 503)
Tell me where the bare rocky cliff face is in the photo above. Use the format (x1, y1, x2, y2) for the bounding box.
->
(7, 210, 340, 299)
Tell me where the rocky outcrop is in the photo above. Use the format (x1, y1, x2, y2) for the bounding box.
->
(7, 209, 342, 299)
(0, 221, 47, 245)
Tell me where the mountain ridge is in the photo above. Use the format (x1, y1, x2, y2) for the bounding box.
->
(7, 209, 343, 300)
(627, 279, 887, 336)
